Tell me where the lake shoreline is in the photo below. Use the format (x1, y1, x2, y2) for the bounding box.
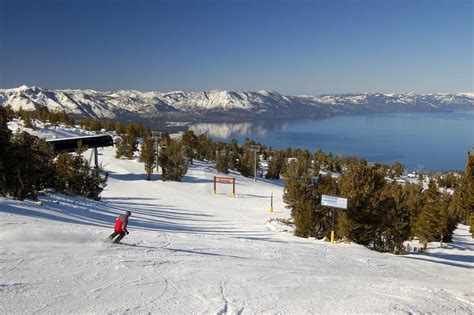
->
(188, 110, 474, 172)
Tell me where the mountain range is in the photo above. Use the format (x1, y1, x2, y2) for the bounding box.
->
(1, 85, 473, 122)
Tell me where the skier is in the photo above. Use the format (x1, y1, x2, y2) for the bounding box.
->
(108, 211, 132, 244)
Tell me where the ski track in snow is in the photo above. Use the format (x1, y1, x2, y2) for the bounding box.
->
(0, 145, 473, 314)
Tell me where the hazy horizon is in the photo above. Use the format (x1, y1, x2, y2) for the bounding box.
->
(1, 84, 473, 96)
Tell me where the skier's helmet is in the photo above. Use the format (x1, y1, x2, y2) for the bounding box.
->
(125, 210, 132, 217)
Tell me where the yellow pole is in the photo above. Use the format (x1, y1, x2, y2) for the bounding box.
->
(269, 192, 273, 213)
(330, 230, 335, 244)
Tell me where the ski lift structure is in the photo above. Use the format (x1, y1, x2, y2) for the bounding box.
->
(46, 134, 114, 168)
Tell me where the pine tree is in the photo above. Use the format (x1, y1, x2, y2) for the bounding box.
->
(313, 148, 327, 173)
(115, 127, 138, 160)
(49, 112, 60, 126)
(7, 132, 55, 200)
(337, 161, 386, 249)
(22, 110, 34, 128)
(404, 183, 423, 235)
(114, 122, 126, 135)
(181, 130, 197, 165)
(390, 161, 405, 179)
(216, 150, 229, 174)
(227, 139, 240, 171)
(237, 149, 254, 178)
(158, 140, 188, 181)
(413, 179, 440, 250)
(464, 153, 474, 237)
(140, 130, 155, 180)
(266, 151, 285, 179)
(379, 183, 411, 254)
(295, 149, 313, 177)
(436, 192, 454, 245)
(0, 107, 12, 196)
(105, 120, 115, 131)
(195, 134, 214, 162)
(124, 131, 137, 159)
(55, 153, 107, 200)
(127, 122, 145, 138)
(283, 156, 338, 238)
(283, 161, 316, 237)
(115, 137, 126, 158)
(36, 107, 50, 122)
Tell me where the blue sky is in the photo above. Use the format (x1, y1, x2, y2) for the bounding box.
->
(0, 0, 472, 94)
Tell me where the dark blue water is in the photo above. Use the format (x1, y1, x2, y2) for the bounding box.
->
(190, 111, 474, 172)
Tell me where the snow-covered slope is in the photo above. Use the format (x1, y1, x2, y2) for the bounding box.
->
(1, 85, 472, 120)
(0, 127, 473, 313)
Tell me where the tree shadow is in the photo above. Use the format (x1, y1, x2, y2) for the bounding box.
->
(181, 175, 213, 184)
(107, 172, 152, 181)
(0, 202, 109, 228)
(255, 177, 285, 187)
(402, 254, 473, 270)
(443, 242, 474, 251)
(1, 194, 270, 237)
(162, 247, 246, 259)
(120, 242, 247, 259)
(238, 194, 271, 199)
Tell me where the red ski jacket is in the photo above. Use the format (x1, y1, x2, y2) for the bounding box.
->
(114, 214, 128, 233)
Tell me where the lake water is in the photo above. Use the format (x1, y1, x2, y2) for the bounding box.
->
(190, 111, 474, 172)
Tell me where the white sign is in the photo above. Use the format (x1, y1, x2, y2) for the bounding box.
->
(321, 195, 348, 209)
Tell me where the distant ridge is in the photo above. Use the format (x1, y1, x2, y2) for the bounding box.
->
(1, 85, 472, 122)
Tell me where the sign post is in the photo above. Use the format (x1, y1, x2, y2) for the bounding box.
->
(250, 145, 261, 182)
(213, 176, 236, 198)
(321, 195, 348, 244)
(151, 131, 163, 173)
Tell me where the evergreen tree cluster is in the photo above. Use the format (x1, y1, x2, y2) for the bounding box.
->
(4, 105, 76, 129)
(0, 107, 107, 201)
(282, 149, 471, 254)
(55, 152, 108, 200)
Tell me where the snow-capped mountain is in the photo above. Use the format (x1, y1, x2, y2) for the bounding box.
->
(0, 85, 472, 121)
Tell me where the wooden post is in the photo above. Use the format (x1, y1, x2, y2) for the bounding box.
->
(213, 176, 216, 195)
(232, 178, 236, 198)
(93, 147, 99, 169)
